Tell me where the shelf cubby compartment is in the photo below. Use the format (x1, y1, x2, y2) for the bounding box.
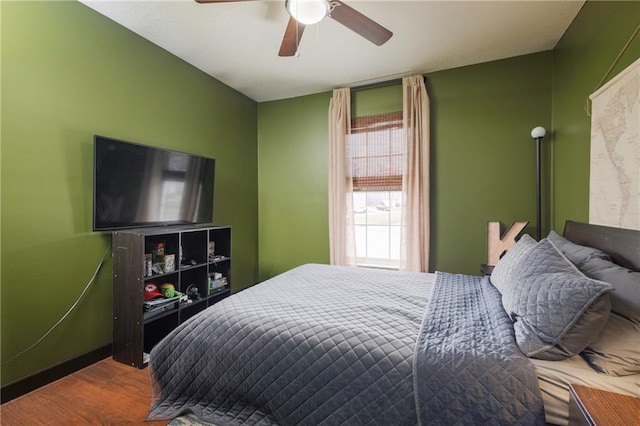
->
(181, 264, 208, 299)
(143, 314, 179, 354)
(181, 229, 208, 267)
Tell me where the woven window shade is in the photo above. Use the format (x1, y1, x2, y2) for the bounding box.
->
(349, 112, 404, 191)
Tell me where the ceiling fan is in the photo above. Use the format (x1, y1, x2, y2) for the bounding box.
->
(195, 0, 393, 57)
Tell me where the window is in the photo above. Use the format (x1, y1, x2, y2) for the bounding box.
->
(329, 78, 429, 271)
(349, 112, 403, 268)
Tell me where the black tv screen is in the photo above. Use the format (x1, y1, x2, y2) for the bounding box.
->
(93, 135, 215, 231)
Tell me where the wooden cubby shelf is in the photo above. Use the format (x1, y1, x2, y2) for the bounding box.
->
(111, 224, 231, 368)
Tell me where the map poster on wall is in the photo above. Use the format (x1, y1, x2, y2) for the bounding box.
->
(589, 58, 639, 230)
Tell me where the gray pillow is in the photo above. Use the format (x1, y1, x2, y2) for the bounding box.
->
(490, 234, 536, 294)
(577, 257, 640, 323)
(547, 230, 611, 267)
(500, 238, 613, 360)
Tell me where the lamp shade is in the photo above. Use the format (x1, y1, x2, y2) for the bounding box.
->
(531, 126, 546, 139)
(285, 0, 329, 25)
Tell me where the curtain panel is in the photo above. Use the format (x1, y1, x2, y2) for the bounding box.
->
(401, 75, 430, 272)
(328, 88, 357, 266)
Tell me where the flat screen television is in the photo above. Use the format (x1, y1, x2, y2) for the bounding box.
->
(93, 135, 215, 231)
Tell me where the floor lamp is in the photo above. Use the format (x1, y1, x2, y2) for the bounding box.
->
(531, 126, 546, 240)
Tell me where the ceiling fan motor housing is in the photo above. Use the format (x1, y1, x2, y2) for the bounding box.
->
(285, 0, 329, 25)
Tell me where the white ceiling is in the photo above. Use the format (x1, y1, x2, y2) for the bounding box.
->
(78, 0, 585, 102)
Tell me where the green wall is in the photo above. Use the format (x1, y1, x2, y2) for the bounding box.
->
(258, 52, 552, 277)
(257, 92, 332, 280)
(428, 53, 553, 273)
(551, 1, 640, 230)
(352, 83, 403, 116)
(1, 1, 258, 385)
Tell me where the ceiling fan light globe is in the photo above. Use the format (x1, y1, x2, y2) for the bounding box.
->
(285, 0, 329, 25)
(530, 126, 546, 139)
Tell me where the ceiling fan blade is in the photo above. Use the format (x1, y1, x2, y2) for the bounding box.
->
(329, 1, 392, 46)
(279, 17, 305, 57)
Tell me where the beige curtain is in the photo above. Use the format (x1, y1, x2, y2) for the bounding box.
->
(328, 88, 357, 266)
(400, 75, 430, 272)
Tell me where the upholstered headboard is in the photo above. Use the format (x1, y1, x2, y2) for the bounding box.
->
(563, 221, 640, 272)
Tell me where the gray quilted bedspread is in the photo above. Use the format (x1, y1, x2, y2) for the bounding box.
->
(148, 264, 432, 425)
(415, 272, 545, 425)
(148, 265, 539, 426)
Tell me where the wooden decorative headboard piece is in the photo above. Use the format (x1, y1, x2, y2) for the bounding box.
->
(563, 221, 640, 272)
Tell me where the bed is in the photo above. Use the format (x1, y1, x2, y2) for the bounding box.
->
(147, 221, 640, 425)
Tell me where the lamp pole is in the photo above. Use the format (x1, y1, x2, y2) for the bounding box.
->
(531, 126, 546, 241)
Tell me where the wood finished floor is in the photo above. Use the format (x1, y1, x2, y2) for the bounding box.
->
(1, 358, 169, 425)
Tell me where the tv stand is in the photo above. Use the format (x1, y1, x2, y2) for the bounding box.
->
(111, 224, 231, 368)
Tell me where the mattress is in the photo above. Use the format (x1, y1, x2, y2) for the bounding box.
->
(531, 355, 640, 425)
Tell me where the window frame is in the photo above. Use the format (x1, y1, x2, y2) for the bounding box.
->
(349, 111, 404, 269)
